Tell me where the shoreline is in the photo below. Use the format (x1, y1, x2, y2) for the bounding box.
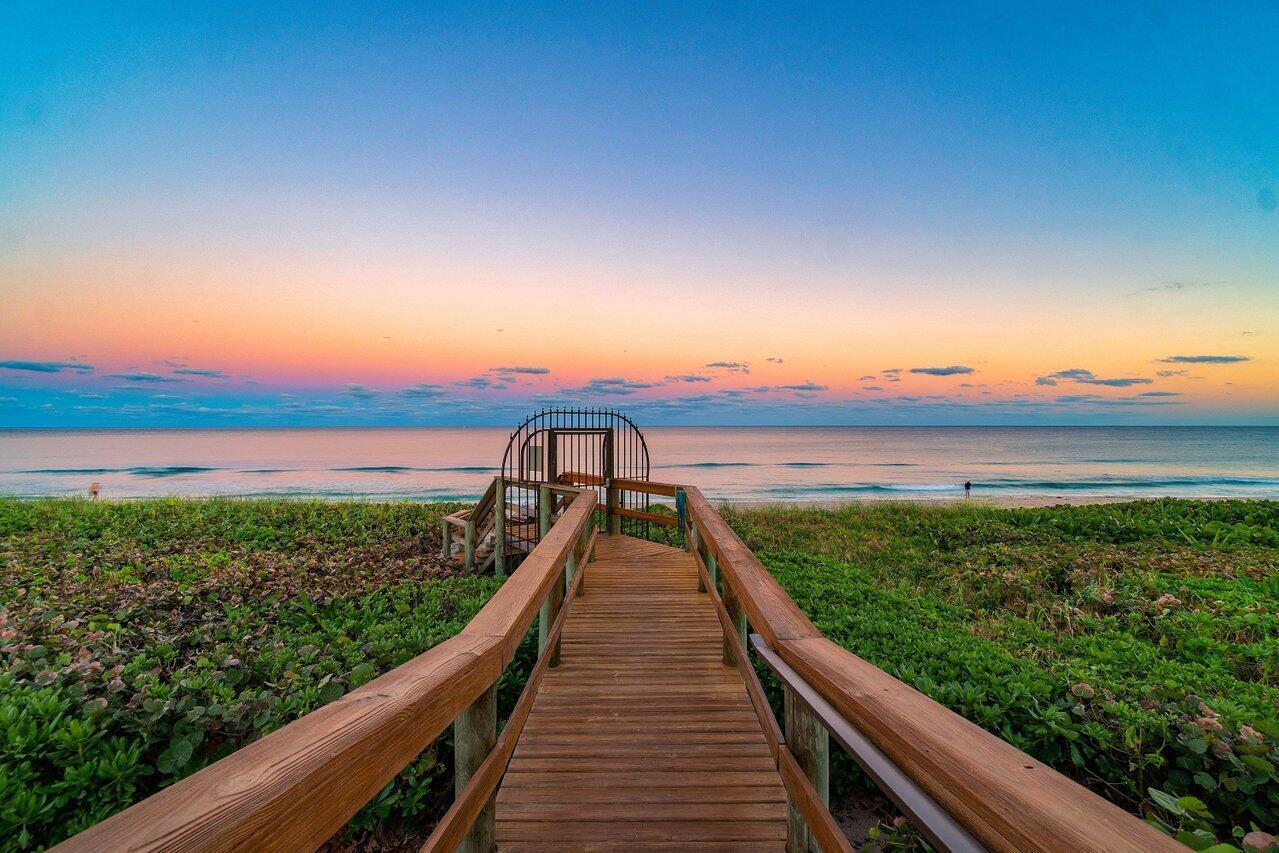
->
(2, 492, 1271, 509)
(727, 493, 1256, 509)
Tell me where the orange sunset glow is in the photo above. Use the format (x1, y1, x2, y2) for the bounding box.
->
(2, 4, 1275, 426)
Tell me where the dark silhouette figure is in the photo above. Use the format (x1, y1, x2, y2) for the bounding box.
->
(964, 480, 972, 498)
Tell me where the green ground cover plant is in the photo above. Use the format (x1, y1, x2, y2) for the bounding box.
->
(5, 496, 1277, 850)
(0, 498, 527, 851)
(725, 498, 1279, 849)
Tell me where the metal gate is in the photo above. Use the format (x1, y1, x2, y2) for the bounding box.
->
(500, 409, 652, 556)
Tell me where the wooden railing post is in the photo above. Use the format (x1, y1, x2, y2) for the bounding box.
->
(536, 484, 555, 656)
(675, 486, 687, 539)
(576, 520, 589, 594)
(546, 555, 566, 666)
(722, 575, 746, 667)
(463, 516, 475, 573)
(441, 519, 452, 559)
(605, 479, 620, 533)
(493, 477, 506, 577)
(454, 682, 497, 853)
(538, 484, 551, 539)
(785, 685, 829, 853)
(690, 522, 707, 592)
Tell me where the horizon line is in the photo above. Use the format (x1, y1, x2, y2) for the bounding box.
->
(2, 423, 1276, 432)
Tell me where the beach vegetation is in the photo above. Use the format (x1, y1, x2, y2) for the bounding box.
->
(0, 497, 528, 851)
(726, 498, 1279, 847)
(3, 496, 1277, 849)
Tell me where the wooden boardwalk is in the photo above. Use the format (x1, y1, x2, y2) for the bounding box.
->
(59, 474, 1181, 853)
(495, 533, 787, 850)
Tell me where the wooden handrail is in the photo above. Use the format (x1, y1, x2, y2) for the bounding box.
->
(611, 476, 678, 497)
(558, 470, 604, 487)
(689, 542, 851, 853)
(503, 477, 581, 496)
(611, 505, 678, 526)
(558, 472, 678, 499)
(689, 544, 782, 758)
(421, 526, 595, 851)
(680, 485, 1178, 853)
(55, 488, 599, 853)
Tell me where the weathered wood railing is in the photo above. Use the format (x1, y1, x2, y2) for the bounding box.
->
(668, 483, 1181, 853)
(423, 521, 595, 852)
(441, 476, 502, 574)
(55, 487, 599, 853)
(558, 470, 681, 533)
(442, 477, 583, 574)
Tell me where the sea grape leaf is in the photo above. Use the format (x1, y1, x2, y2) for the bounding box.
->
(156, 739, 193, 775)
(1148, 787, 1186, 815)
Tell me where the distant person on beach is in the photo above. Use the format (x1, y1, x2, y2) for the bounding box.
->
(964, 480, 972, 498)
(89, 482, 100, 500)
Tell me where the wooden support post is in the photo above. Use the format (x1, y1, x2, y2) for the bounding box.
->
(463, 517, 475, 573)
(675, 487, 687, 542)
(547, 554, 567, 667)
(784, 685, 830, 853)
(535, 487, 558, 655)
(722, 575, 746, 667)
(576, 523, 588, 594)
(454, 682, 497, 853)
(493, 477, 505, 577)
(606, 480, 621, 534)
(440, 519, 451, 559)
(538, 590, 552, 659)
(538, 485, 551, 538)
(698, 540, 718, 595)
(693, 525, 706, 592)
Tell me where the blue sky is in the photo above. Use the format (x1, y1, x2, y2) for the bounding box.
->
(2, 2, 1276, 426)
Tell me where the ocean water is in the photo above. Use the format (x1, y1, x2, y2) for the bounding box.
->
(0, 427, 1276, 503)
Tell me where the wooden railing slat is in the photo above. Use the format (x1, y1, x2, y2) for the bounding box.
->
(611, 505, 678, 526)
(611, 477, 678, 497)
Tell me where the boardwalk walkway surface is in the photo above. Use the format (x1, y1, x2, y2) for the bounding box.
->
(52, 445, 1184, 853)
(495, 533, 788, 850)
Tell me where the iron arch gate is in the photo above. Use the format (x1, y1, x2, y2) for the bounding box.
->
(500, 409, 652, 557)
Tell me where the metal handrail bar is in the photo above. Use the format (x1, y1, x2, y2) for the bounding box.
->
(751, 634, 984, 853)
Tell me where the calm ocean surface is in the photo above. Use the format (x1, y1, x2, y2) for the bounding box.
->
(0, 427, 1276, 503)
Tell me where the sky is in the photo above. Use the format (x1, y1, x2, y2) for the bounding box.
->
(2, 2, 1276, 427)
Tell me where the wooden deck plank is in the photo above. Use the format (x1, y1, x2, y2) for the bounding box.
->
(498, 802, 787, 821)
(498, 785, 786, 804)
(495, 533, 786, 850)
(496, 820, 787, 842)
(502, 771, 783, 787)
(497, 844, 782, 853)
